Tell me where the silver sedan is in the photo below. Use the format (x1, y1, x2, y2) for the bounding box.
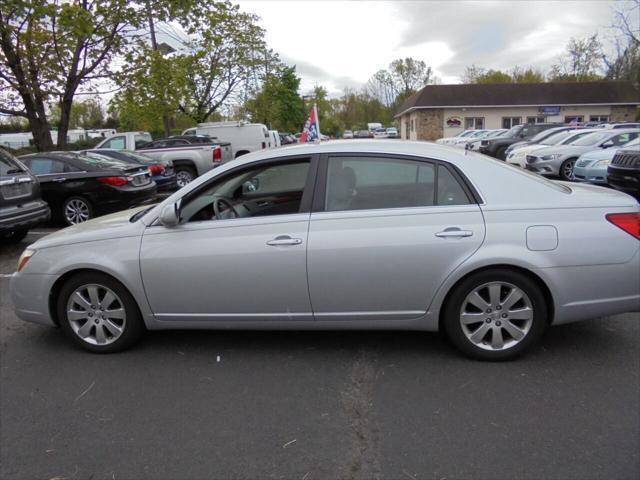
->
(10, 141, 640, 360)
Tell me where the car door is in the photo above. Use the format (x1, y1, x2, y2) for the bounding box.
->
(139, 155, 317, 322)
(306, 154, 485, 321)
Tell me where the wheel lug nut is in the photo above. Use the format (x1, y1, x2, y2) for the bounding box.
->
(496, 305, 502, 310)
(495, 320, 502, 326)
(486, 308, 492, 313)
(502, 313, 508, 318)
(88, 312, 93, 317)
(485, 318, 491, 323)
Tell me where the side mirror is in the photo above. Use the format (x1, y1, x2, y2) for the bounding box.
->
(601, 141, 614, 148)
(159, 202, 180, 227)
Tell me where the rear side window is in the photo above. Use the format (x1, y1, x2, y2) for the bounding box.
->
(324, 156, 470, 212)
(102, 136, 125, 149)
(27, 158, 66, 175)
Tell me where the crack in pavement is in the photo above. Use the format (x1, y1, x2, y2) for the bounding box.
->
(340, 348, 381, 480)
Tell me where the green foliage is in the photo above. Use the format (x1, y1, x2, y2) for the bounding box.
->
(549, 34, 604, 81)
(50, 98, 105, 129)
(245, 65, 305, 132)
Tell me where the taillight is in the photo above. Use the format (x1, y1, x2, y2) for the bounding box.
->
(606, 213, 640, 239)
(213, 147, 222, 163)
(149, 164, 165, 175)
(262, 142, 266, 149)
(98, 176, 128, 187)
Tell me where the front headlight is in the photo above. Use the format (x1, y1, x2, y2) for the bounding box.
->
(541, 154, 561, 161)
(17, 249, 36, 273)
(593, 159, 611, 167)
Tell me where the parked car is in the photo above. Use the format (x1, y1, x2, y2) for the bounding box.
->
(506, 129, 599, 169)
(96, 131, 232, 187)
(525, 129, 639, 180)
(343, 130, 354, 139)
(268, 130, 281, 148)
(184, 121, 270, 158)
(572, 138, 640, 186)
(11, 140, 640, 361)
(18, 152, 157, 225)
(599, 122, 640, 129)
(436, 130, 475, 145)
(386, 127, 398, 138)
(504, 126, 575, 157)
(465, 129, 507, 151)
(83, 149, 177, 192)
(0, 148, 50, 244)
(279, 133, 297, 145)
(355, 130, 373, 139)
(373, 128, 388, 139)
(607, 147, 640, 198)
(479, 123, 562, 159)
(451, 129, 489, 148)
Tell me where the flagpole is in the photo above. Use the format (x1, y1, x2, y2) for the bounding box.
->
(314, 103, 320, 142)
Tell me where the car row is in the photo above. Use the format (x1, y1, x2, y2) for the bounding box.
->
(10, 140, 640, 361)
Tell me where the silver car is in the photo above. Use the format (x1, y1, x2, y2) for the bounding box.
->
(10, 141, 640, 360)
(526, 129, 639, 180)
(573, 138, 640, 186)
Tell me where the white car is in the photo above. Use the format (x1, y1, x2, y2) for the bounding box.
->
(386, 127, 398, 138)
(466, 130, 507, 151)
(437, 130, 476, 145)
(343, 130, 354, 139)
(452, 130, 490, 148)
(184, 121, 270, 158)
(506, 129, 600, 169)
(373, 128, 388, 139)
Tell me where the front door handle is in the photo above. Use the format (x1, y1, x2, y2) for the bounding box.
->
(266, 235, 303, 246)
(52, 177, 66, 183)
(435, 228, 473, 238)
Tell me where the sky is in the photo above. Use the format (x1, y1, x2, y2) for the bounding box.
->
(235, 0, 620, 96)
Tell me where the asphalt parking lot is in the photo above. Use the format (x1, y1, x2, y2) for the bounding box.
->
(1, 230, 639, 480)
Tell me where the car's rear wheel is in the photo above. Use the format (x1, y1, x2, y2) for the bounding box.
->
(560, 158, 576, 180)
(175, 166, 196, 187)
(496, 146, 507, 160)
(443, 269, 547, 360)
(57, 272, 144, 353)
(63, 196, 93, 225)
(0, 228, 28, 244)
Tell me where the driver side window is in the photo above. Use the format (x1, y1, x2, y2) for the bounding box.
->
(180, 159, 311, 223)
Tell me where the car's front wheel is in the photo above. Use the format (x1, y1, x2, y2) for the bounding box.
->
(443, 269, 547, 360)
(560, 158, 576, 180)
(57, 272, 144, 353)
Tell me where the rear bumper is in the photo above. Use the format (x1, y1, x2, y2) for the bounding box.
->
(0, 200, 50, 233)
(97, 183, 158, 213)
(154, 175, 178, 192)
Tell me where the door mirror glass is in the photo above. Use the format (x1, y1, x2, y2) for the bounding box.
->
(601, 140, 614, 148)
(159, 202, 180, 227)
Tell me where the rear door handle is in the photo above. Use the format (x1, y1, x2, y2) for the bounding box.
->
(266, 235, 303, 246)
(435, 228, 473, 238)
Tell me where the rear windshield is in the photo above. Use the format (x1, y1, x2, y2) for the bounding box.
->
(76, 152, 131, 170)
(0, 149, 26, 175)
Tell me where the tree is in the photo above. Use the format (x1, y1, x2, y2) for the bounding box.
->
(549, 34, 604, 81)
(51, 97, 105, 129)
(245, 65, 305, 133)
(604, 0, 640, 84)
(0, 1, 137, 150)
(388, 57, 434, 97)
(511, 66, 546, 83)
(366, 69, 395, 107)
(176, 1, 270, 123)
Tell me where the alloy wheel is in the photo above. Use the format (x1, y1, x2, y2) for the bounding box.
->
(66, 284, 127, 346)
(65, 199, 90, 224)
(176, 170, 193, 187)
(459, 281, 534, 351)
(562, 160, 576, 179)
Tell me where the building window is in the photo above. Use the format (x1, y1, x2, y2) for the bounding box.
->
(526, 116, 546, 124)
(404, 121, 410, 139)
(410, 119, 414, 132)
(502, 117, 522, 129)
(465, 117, 484, 129)
(564, 116, 584, 124)
(589, 115, 609, 122)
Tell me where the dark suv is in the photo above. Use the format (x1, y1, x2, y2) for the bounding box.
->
(479, 123, 562, 160)
(607, 148, 640, 199)
(0, 148, 50, 244)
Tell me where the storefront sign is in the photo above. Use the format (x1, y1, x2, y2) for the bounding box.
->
(539, 106, 561, 115)
(446, 116, 462, 127)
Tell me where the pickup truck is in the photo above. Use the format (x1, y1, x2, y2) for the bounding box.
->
(95, 132, 233, 187)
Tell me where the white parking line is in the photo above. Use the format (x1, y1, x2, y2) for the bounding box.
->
(0, 273, 14, 278)
(28, 231, 54, 235)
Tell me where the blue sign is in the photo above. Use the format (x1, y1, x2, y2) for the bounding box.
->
(539, 106, 561, 115)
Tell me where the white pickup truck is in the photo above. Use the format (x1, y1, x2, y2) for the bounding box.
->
(95, 131, 233, 187)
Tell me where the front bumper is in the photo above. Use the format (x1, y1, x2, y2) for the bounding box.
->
(572, 165, 608, 185)
(525, 159, 561, 176)
(607, 167, 640, 197)
(0, 200, 50, 234)
(10, 271, 58, 326)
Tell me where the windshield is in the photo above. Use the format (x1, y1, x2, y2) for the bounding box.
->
(622, 137, 640, 147)
(530, 128, 562, 143)
(569, 131, 611, 146)
(559, 130, 595, 145)
(505, 125, 522, 137)
(541, 130, 574, 145)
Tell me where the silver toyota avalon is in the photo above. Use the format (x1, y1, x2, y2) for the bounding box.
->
(10, 140, 640, 360)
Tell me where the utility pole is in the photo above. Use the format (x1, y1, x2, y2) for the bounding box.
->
(146, 1, 171, 137)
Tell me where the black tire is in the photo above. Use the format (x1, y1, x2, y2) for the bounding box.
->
(560, 158, 576, 180)
(57, 272, 144, 353)
(62, 196, 93, 226)
(175, 165, 196, 188)
(443, 269, 548, 361)
(0, 228, 28, 244)
(495, 146, 507, 161)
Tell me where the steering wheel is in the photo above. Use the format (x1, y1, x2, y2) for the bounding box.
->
(212, 197, 239, 220)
